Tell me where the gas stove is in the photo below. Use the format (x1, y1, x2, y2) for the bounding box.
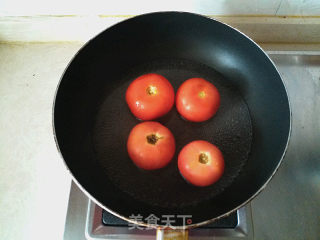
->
(63, 53, 320, 240)
(64, 181, 253, 240)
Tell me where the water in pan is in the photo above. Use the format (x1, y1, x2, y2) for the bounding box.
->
(92, 59, 252, 208)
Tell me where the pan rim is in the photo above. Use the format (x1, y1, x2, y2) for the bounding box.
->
(52, 11, 292, 229)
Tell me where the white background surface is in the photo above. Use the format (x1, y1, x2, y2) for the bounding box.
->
(0, 43, 83, 240)
(1, 0, 320, 16)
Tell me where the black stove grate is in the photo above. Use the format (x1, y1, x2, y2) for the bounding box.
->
(102, 210, 238, 229)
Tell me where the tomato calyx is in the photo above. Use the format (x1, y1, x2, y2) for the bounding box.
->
(198, 90, 206, 98)
(199, 153, 209, 164)
(146, 134, 163, 145)
(146, 86, 158, 96)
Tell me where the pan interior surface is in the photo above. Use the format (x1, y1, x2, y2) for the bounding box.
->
(93, 59, 252, 208)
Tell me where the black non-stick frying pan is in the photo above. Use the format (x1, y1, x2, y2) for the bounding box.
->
(53, 12, 291, 230)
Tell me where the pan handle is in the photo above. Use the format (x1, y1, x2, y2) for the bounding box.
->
(156, 229, 189, 240)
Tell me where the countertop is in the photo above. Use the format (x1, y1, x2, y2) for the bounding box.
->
(0, 43, 320, 240)
(0, 43, 83, 240)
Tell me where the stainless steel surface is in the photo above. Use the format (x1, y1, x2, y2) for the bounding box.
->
(85, 200, 253, 240)
(64, 181, 89, 240)
(63, 53, 320, 240)
(250, 54, 320, 239)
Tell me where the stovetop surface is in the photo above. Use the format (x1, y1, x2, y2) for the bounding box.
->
(85, 199, 252, 240)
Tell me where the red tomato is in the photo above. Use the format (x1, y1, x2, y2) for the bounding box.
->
(127, 121, 176, 170)
(176, 78, 220, 122)
(178, 140, 224, 187)
(126, 73, 175, 120)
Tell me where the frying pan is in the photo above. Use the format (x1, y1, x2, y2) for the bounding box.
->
(53, 11, 291, 236)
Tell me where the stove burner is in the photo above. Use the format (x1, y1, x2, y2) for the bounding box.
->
(62, 182, 253, 239)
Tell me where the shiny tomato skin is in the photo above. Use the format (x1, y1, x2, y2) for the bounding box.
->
(127, 121, 176, 170)
(126, 73, 175, 120)
(176, 78, 220, 122)
(178, 140, 224, 187)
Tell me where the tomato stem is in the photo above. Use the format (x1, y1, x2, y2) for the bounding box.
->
(199, 153, 209, 164)
(146, 86, 157, 96)
(146, 134, 162, 145)
(198, 91, 206, 98)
